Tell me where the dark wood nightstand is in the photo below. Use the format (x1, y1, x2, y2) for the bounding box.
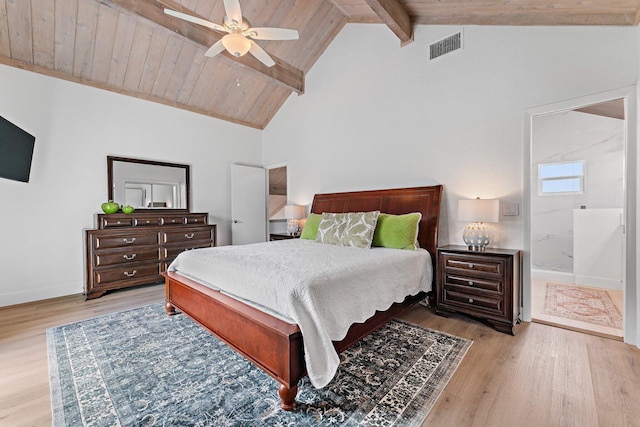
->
(269, 233, 300, 241)
(435, 245, 521, 335)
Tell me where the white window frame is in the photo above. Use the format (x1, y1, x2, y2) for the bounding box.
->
(538, 160, 585, 195)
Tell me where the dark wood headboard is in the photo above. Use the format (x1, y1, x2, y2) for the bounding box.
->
(310, 185, 444, 269)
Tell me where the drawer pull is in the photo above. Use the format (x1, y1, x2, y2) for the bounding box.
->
(171, 219, 176, 223)
(123, 254, 137, 261)
(468, 281, 474, 286)
(185, 233, 195, 239)
(469, 298, 474, 303)
(117, 221, 122, 224)
(468, 263, 474, 268)
(123, 238, 136, 244)
(124, 270, 137, 277)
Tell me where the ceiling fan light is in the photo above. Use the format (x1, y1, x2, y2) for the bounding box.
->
(222, 33, 251, 57)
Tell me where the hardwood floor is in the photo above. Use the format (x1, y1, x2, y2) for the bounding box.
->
(1, 284, 639, 427)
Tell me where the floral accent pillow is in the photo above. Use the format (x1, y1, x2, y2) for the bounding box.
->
(315, 211, 380, 249)
(315, 213, 348, 245)
(340, 211, 380, 249)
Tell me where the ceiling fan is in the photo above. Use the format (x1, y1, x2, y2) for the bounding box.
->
(164, 0, 299, 67)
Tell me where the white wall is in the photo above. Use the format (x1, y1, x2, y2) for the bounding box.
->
(531, 111, 624, 273)
(263, 24, 639, 345)
(264, 24, 638, 251)
(0, 64, 261, 306)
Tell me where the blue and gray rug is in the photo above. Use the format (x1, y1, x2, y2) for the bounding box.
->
(47, 303, 471, 426)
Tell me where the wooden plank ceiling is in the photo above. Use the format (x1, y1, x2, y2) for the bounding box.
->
(1, 1, 639, 130)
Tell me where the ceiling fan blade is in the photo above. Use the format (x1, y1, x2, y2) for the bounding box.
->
(223, 0, 243, 25)
(204, 40, 226, 57)
(249, 42, 275, 67)
(164, 9, 226, 32)
(247, 27, 299, 41)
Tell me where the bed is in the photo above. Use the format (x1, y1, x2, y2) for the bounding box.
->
(163, 185, 443, 410)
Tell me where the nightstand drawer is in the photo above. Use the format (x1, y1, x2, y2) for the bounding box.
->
(442, 288, 503, 314)
(444, 273, 502, 293)
(442, 254, 504, 276)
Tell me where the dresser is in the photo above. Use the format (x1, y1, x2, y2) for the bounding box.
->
(85, 212, 216, 300)
(436, 245, 521, 335)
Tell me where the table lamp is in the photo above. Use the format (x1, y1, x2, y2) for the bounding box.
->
(284, 205, 305, 236)
(458, 198, 499, 251)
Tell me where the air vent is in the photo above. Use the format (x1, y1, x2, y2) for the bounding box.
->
(429, 32, 462, 61)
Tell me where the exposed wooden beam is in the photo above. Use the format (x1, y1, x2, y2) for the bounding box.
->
(105, 0, 304, 94)
(363, 0, 413, 46)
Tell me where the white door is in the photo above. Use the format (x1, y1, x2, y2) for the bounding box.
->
(231, 164, 267, 245)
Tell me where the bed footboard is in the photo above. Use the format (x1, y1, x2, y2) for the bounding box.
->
(164, 271, 305, 410)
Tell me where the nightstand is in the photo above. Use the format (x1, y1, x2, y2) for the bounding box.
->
(269, 233, 300, 241)
(435, 245, 521, 335)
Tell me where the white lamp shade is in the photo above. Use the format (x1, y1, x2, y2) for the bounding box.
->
(284, 205, 305, 219)
(458, 199, 499, 223)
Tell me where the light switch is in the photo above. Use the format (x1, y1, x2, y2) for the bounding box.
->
(502, 203, 519, 216)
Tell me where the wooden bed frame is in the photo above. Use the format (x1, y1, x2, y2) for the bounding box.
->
(164, 185, 443, 410)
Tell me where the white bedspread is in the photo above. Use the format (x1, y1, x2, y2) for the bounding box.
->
(167, 238, 432, 388)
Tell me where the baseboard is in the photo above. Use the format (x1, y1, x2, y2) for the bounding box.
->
(532, 269, 623, 291)
(0, 282, 83, 308)
(531, 269, 574, 283)
(574, 275, 623, 290)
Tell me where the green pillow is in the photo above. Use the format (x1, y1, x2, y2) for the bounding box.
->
(300, 213, 322, 240)
(372, 212, 422, 250)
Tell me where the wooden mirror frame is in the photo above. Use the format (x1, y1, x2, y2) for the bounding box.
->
(107, 156, 191, 212)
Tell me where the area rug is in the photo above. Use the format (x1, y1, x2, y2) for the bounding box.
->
(543, 283, 623, 328)
(47, 303, 471, 426)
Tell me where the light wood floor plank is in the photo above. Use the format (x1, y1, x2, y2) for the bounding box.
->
(0, 284, 639, 427)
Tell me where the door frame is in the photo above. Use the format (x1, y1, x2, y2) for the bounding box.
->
(523, 86, 637, 346)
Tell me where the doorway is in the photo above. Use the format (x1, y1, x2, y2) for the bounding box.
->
(529, 99, 625, 339)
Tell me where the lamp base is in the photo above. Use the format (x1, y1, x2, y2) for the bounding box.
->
(287, 219, 299, 236)
(463, 222, 491, 251)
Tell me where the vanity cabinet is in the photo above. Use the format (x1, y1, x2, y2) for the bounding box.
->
(85, 212, 216, 299)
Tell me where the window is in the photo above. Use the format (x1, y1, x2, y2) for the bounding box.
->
(538, 161, 585, 195)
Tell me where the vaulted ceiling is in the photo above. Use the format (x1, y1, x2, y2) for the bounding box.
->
(1, 1, 639, 129)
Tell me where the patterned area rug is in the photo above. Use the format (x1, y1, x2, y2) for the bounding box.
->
(47, 303, 471, 426)
(543, 283, 623, 328)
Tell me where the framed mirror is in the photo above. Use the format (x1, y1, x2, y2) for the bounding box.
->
(107, 156, 190, 211)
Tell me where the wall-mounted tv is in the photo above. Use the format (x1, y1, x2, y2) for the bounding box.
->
(0, 116, 36, 183)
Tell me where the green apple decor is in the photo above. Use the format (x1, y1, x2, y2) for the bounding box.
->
(101, 200, 119, 214)
(122, 205, 135, 214)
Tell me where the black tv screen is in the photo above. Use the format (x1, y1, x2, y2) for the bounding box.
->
(0, 116, 36, 183)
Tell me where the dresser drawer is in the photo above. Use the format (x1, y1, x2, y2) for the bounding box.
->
(184, 214, 208, 225)
(162, 228, 214, 244)
(94, 247, 160, 267)
(100, 216, 134, 228)
(93, 233, 159, 249)
(443, 273, 503, 293)
(94, 262, 161, 287)
(162, 241, 214, 260)
(442, 254, 504, 276)
(160, 216, 186, 226)
(133, 217, 162, 227)
(442, 288, 503, 314)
